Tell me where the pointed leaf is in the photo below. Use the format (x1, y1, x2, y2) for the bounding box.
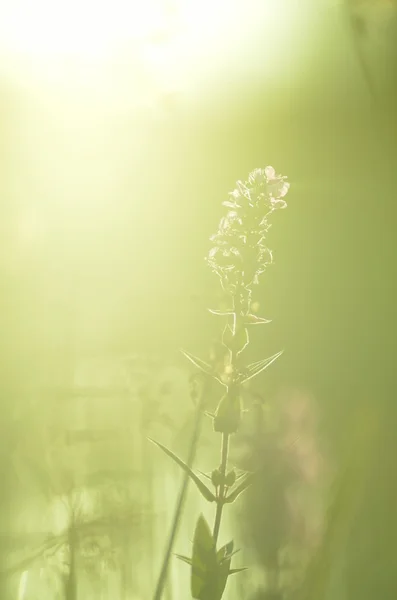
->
(245, 350, 283, 372)
(181, 349, 226, 387)
(229, 567, 248, 575)
(191, 515, 218, 599)
(225, 472, 256, 504)
(235, 470, 253, 482)
(208, 308, 234, 316)
(244, 314, 272, 325)
(148, 438, 216, 503)
(239, 350, 283, 384)
(175, 554, 193, 567)
(180, 349, 212, 375)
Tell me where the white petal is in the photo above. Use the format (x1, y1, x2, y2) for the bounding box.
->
(265, 166, 276, 180)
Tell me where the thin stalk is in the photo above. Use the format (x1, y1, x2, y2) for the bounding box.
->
(152, 377, 210, 600)
(213, 433, 230, 544)
(213, 306, 238, 545)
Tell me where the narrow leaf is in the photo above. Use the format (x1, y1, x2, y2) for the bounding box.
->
(244, 314, 272, 325)
(175, 554, 193, 567)
(225, 472, 256, 504)
(148, 438, 216, 503)
(208, 309, 234, 316)
(239, 350, 284, 384)
(181, 349, 225, 387)
(205, 412, 216, 419)
(180, 349, 212, 375)
(235, 470, 253, 482)
(229, 567, 248, 575)
(245, 350, 282, 372)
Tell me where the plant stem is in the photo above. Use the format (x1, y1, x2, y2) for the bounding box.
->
(152, 377, 210, 600)
(213, 433, 230, 544)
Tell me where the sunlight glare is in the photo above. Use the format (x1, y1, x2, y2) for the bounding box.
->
(0, 0, 301, 87)
(0, 0, 167, 61)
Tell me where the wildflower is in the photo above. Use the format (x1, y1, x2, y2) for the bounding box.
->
(207, 167, 289, 294)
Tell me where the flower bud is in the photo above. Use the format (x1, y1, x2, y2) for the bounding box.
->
(211, 468, 222, 488)
(224, 469, 236, 487)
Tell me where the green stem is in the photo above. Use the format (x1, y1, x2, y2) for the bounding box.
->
(152, 377, 210, 600)
(213, 433, 230, 544)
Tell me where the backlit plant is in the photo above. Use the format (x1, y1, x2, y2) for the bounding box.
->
(151, 166, 290, 600)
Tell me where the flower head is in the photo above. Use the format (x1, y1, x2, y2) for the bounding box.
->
(207, 166, 289, 294)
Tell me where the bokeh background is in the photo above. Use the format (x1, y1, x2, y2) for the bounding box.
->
(0, 0, 396, 598)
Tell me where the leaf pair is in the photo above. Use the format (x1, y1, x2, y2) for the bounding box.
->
(147, 438, 216, 502)
(181, 348, 283, 387)
(176, 515, 247, 600)
(149, 438, 257, 505)
(180, 349, 225, 387)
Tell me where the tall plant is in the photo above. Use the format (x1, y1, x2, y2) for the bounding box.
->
(151, 166, 290, 600)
